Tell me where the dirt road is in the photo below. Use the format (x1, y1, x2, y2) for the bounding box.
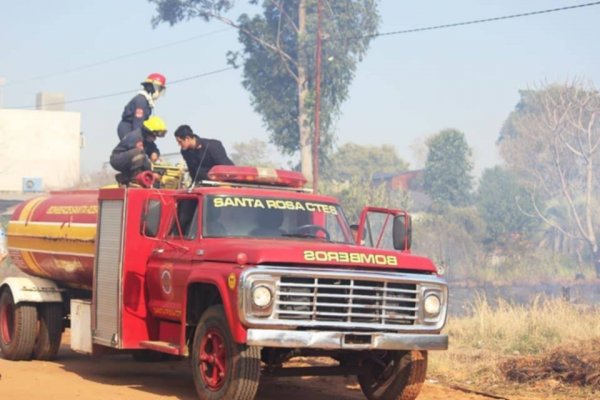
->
(2, 330, 589, 400)
(0, 352, 490, 400)
(0, 338, 496, 400)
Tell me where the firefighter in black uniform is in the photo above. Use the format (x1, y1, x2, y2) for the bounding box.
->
(110, 116, 167, 185)
(117, 73, 167, 140)
(173, 125, 234, 184)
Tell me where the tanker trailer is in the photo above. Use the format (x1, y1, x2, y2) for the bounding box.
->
(0, 190, 98, 360)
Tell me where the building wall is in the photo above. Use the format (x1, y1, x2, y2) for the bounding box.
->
(390, 170, 423, 191)
(0, 109, 81, 191)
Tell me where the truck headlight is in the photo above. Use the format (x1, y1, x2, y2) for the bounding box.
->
(424, 293, 441, 316)
(252, 285, 273, 308)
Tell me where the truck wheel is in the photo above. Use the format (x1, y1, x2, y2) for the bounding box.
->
(357, 350, 427, 400)
(0, 289, 37, 360)
(191, 305, 260, 400)
(33, 303, 64, 360)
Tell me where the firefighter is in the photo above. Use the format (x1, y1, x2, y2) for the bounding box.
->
(117, 73, 167, 140)
(110, 116, 167, 185)
(173, 124, 234, 184)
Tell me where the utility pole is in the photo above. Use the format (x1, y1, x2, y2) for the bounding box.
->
(312, 0, 323, 192)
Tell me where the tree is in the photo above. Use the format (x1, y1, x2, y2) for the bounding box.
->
(149, 0, 380, 183)
(476, 166, 537, 246)
(229, 138, 279, 167)
(322, 174, 411, 222)
(423, 129, 474, 207)
(499, 82, 600, 278)
(319, 143, 410, 220)
(412, 206, 485, 281)
(322, 143, 409, 182)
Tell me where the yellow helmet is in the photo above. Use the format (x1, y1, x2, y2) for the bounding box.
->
(143, 116, 167, 137)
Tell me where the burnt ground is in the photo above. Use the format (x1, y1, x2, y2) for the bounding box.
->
(500, 339, 600, 389)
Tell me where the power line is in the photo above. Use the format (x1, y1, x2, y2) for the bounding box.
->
(366, 1, 600, 40)
(4, 28, 232, 87)
(168, 67, 235, 84)
(11, 1, 594, 89)
(6, 66, 235, 109)
(6, 2, 599, 108)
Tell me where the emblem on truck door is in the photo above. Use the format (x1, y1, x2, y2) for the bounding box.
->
(160, 263, 174, 296)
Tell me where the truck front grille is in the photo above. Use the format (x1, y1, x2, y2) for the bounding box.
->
(275, 276, 418, 327)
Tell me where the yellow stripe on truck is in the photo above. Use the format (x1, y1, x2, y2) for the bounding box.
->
(8, 221, 96, 241)
(21, 250, 47, 277)
(10, 236, 95, 256)
(17, 196, 48, 222)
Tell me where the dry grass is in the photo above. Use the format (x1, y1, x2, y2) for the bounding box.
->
(429, 294, 600, 397)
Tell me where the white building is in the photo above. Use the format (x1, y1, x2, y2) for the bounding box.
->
(0, 95, 81, 192)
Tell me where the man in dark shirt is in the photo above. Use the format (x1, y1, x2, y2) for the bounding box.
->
(174, 125, 234, 184)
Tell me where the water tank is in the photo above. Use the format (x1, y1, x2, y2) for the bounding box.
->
(7, 191, 98, 290)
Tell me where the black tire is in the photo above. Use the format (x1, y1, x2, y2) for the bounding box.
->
(0, 289, 37, 360)
(191, 305, 261, 400)
(358, 350, 428, 400)
(33, 302, 64, 360)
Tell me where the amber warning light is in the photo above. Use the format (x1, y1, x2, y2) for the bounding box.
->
(207, 166, 307, 188)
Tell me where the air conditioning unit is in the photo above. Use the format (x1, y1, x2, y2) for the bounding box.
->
(22, 177, 43, 192)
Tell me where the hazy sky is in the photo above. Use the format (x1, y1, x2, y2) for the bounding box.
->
(1, 1, 599, 176)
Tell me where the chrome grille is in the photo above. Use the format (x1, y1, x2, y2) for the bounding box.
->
(275, 276, 418, 327)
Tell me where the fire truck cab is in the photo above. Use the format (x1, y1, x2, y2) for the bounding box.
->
(1, 166, 448, 400)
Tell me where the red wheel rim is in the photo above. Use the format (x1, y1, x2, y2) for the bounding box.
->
(0, 301, 14, 343)
(198, 328, 227, 391)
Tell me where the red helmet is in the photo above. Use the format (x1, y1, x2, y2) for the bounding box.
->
(142, 73, 166, 89)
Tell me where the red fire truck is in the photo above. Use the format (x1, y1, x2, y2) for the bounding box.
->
(0, 166, 448, 400)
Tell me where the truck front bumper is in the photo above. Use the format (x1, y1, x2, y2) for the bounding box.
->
(246, 329, 448, 351)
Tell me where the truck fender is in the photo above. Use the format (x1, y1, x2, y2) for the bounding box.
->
(187, 277, 246, 344)
(0, 276, 63, 304)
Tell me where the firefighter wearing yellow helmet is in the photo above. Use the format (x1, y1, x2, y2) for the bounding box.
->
(110, 116, 167, 185)
(142, 116, 167, 161)
(117, 73, 167, 139)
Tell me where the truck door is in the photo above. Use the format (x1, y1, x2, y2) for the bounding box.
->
(357, 207, 412, 251)
(146, 196, 198, 324)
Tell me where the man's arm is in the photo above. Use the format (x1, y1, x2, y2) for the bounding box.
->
(192, 141, 234, 182)
(131, 96, 150, 131)
(145, 141, 160, 162)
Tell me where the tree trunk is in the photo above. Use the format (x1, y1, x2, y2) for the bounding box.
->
(297, 0, 313, 183)
(594, 249, 600, 279)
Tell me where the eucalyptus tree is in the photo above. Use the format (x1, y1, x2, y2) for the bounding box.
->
(149, 0, 380, 183)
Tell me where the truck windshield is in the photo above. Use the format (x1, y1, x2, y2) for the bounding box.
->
(202, 195, 354, 243)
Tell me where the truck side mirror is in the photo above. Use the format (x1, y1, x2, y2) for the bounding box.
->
(349, 224, 360, 243)
(393, 214, 412, 251)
